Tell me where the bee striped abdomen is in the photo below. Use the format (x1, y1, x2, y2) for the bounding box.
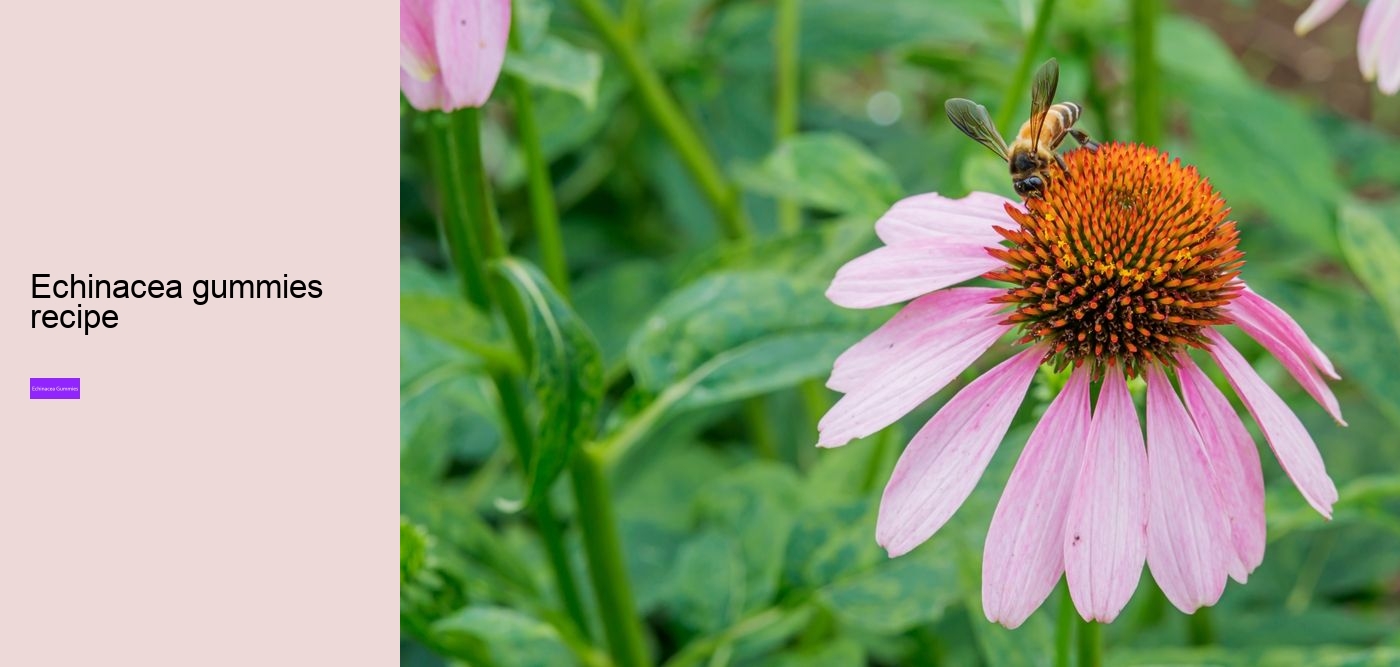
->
(1049, 102, 1080, 133)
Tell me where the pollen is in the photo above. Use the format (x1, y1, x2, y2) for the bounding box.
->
(984, 143, 1244, 378)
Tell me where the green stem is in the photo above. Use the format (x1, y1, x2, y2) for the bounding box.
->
(1054, 585, 1073, 667)
(1078, 618, 1102, 667)
(572, 448, 652, 667)
(1074, 33, 1115, 142)
(858, 429, 892, 494)
(438, 107, 592, 643)
(494, 375, 593, 638)
(469, 99, 652, 666)
(773, 0, 801, 234)
(742, 398, 780, 461)
(424, 114, 490, 308)
(1187, 606, 1215, 646)
(1131, 0, 1161, 145)
(994, 0, 1060, 131)
(509, 76, 570, 298)
(571, 0, 750, 242)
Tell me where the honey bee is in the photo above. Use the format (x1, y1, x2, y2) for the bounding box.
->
(945, 58, 1099, 199)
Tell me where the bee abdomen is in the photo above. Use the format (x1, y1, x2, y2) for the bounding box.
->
(1051, 102, 1081, 129)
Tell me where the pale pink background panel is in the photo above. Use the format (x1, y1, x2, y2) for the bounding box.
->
(0, 0, 396, 664)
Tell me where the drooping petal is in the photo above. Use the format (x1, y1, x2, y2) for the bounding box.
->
(1358, 0, 1400, 82)
(1231, 288, 1337, 379)
(874, 192, 1014, 246)
(817, 311, 1009, 447)
(1294, 0, 1348, 34)
(1064, 366, 1147, 623)
(401, 68, 445, 111)
(1227, 295, 1345, 425)
(828, 287, 1004, 393)
(1144, 366, 1232, 614)
(1379, 0, 1400, 95)
(1206, 330, 1338, 518)
(1177, 354, 1266, 581)
(876, 347, 1044, 557)
(983, 368, 1091, 628)
(434, 0, 512, 110)
(826, 240, 1003, 309)
(401, 0, 438, 80)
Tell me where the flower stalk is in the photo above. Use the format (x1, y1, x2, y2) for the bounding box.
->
(994, 0, 1060, 131)
(434, 107, 592, 640)
(1131, 0, 1162, 145)
(774, 0, 801, 234)
(1078, 618, 1102, 667)
(452, 103, 651, 667)
(570, 0, 750, 242)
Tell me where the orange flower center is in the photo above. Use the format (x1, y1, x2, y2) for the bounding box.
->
(984, 143, 1244, 378)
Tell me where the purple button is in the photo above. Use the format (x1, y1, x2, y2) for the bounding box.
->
(31, 378, 80, 399)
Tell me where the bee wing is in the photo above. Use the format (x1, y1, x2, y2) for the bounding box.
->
(945, 98, 1010, 161)
(1028, 58, 1059, 153)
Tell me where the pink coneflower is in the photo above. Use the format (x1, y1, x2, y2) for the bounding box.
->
(400, 0, 511, 110)
(1296, 0, 1400, 95)
(818, 142, 1344, 627)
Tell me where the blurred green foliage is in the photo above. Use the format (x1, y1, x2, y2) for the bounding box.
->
(402, 0, 1400, 664)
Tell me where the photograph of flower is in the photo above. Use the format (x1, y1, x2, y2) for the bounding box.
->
(401, 0, 1400, 665)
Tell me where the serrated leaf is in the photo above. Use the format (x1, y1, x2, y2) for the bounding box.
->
(495, 258, 604, 507)
(628, 270, 879, 393)
(506, 36, 603, 109)
(432, 606, 577, 667)
(735, 134, 902, 217)
(1338, 201, 1400, 341)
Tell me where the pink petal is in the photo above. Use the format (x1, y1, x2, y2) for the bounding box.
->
(826, 240, 1003, 309)
(434, 0, 511, 110)
(1206, 330, 1338, 518)
(1064, 366, 1147, 623)
(1294, 0, 1348, 34)
(1144, 366, 1232, 614)
(876, 347, 1044, 557)
(874, 192, 1014, 246)
(1227, 295, 1345, 425)
(1379, 0, 1400, 94)
(983, 368, 1092, 629)
(817, 313, 1009, 447)
(401, 0, 438, 80)
(1177, 354, 1266, 582)
(1232, 288, 1337, 380)
(1358, 0, 1399, 81)
(401, 68, 445, 111)
(828, 287, 1004, 393)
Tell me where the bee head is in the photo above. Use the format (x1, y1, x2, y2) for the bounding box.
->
(1014, 175, 1045, 198)
(1011, 152, 1039, 173)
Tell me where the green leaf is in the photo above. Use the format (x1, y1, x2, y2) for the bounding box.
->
(1156, 15, 1248, 86)
(817, 548, 960, 635)
(1338, 201, 1400, 341)
(735, 134, 902, 217)
(573, 259, 672, 375)
(1175, 80, 1343, 256)
(1113, 646, 1400, 666)
(400, 293, 518, 371)
(432, 606, 578, 667)
(628, 270, 879, 393)
(693, 462, 804, 613)
(506, 36, 603, 109)
(766, 638, 866, 667)
(494, 258, 605, 507)
(668, 531, 748, 634)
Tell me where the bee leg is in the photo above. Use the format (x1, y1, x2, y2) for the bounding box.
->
(1069, 128, 1099, 151)
(1055, 153, 1071, 175)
